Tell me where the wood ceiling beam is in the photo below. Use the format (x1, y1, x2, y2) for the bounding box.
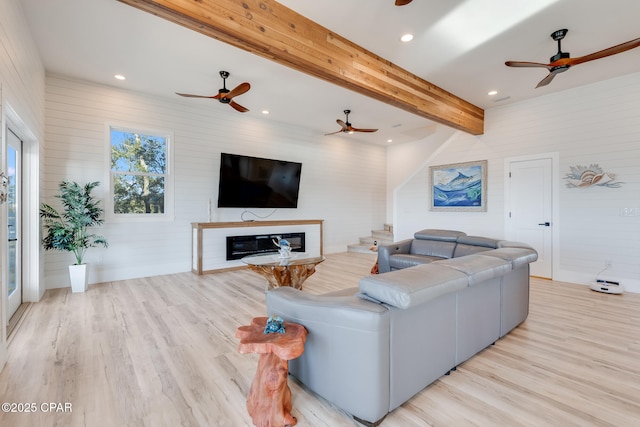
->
(116, 0, 484, 135)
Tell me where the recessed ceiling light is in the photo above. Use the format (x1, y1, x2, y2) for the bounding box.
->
(400, 33, 414, 43)
(114, 74, 126, 80)
(387, 139, 393, 143)
(488, 90, 498, 96)
(261, 110, 269, 115)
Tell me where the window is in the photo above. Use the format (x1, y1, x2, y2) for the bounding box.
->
(109, 127, 172, 218)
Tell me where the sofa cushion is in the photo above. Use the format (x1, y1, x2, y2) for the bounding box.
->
(434, 254, 511, 286)
(389, 254, 444, 270)
(358, 263, 468, 309)
(453, 236, 500, 257)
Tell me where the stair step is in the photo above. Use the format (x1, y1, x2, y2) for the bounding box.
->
(347, 224, 395, 254)
(359, 235, 393, 246)
(347, 243, 379, 254)
(371, 229, 393, 240)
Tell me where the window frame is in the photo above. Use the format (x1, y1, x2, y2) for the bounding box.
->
(106, 123, 174, 222)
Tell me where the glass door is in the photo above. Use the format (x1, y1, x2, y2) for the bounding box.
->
(7, 129, 22, 319)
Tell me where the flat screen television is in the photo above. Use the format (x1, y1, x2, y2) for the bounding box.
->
(217, 153, 302, 208)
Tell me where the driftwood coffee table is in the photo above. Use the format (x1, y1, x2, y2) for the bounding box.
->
(236, 317, 307, 427)
(242, 253, 325, 290)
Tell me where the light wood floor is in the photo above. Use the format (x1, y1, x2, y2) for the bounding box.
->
(1, 252, 639, 426)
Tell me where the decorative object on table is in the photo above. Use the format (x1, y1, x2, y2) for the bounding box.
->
(564, 164, 623, 188)
(264, 315, 286, 334)
(278, 257, 291, 267)
(236, 317, 307, 427)
(429, 160, 487, 212)
(272, 236, 292, 259)
(39, 181, 108, 293)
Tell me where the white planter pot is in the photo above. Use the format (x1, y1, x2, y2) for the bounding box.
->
(69, 263, 88, 293)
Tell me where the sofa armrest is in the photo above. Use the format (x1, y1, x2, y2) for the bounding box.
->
(377, 239, 413, 273)
(266, 287, 391, 424)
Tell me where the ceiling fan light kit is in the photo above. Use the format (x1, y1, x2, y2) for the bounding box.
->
(505, 29, 640, 88)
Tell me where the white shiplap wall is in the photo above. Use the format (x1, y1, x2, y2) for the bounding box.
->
(390, 72, 640, 293)
(0, 0, 46, 366)
(0, 0, 45, 134)
(43, 75, 386, 288)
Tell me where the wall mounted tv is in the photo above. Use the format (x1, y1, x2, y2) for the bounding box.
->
(217, 153, 302, 208)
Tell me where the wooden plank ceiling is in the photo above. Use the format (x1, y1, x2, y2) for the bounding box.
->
(116, 0, 484, 135)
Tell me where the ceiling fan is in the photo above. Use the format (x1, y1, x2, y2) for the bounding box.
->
(176, 70, 251, 112)
(325, 110, 378, 136)
(395, 0, 413, 5)
(505, 29, 640, 88)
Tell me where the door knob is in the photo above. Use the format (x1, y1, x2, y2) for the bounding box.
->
(538, 222, 551, 226)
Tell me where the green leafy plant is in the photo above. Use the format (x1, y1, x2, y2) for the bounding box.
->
(40, 181, 108, 265)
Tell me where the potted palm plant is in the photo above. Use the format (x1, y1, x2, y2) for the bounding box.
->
(40, 181, 108, 293)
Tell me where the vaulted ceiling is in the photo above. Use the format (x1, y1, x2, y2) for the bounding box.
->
(20, 0, 640, 145)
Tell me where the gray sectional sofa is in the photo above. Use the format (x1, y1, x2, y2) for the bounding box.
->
(266, 229, 538, 426)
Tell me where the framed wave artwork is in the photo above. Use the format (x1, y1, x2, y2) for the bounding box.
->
(429, 160, 487, 212)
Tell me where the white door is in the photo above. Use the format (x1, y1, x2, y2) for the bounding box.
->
(7, 129, 22, 318)
(507, 158, 553, 278)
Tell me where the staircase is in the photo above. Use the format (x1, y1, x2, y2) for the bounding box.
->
(347, 224, 394, 254)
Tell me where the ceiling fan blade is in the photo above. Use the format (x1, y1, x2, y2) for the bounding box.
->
(395, 0, 413, 5)
(568, 37, 640, 66)
(351, 127, 378, 133)
(535, 72, 557, 88)
(225, 82, 251, 100)
(229, 100, 249, 113)
(175, 92, 217, 98)
(505, 61, 552, 70)
(325, 119, 350, 136)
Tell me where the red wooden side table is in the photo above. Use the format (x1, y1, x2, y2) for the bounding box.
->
(236, 317, 307, 427)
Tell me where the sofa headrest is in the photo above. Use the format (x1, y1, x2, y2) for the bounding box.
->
(456, 235, 500, 249)
(413, 229, 466, 242)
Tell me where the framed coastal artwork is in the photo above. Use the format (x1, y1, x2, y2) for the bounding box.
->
(429, 160, 487, 212)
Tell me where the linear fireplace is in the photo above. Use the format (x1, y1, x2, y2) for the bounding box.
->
(226, 232, 305, 260)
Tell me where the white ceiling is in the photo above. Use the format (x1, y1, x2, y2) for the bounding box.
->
(19, 0, 640, 145)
